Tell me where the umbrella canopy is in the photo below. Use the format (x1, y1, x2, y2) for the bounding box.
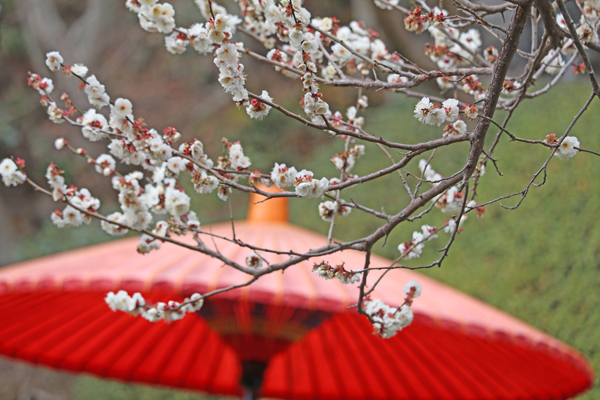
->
(0, 191, 593, 399)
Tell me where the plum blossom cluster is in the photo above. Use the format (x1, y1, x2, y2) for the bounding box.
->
(396, 157, 488, 259)
(414, 97, 460, 127)
(105, 290, 204, 322)
(331, 144, 365, 174)
(318, 201, 351, 222)
(363, 281, 421, 338)
(312, 261, 361, 284)
(397, 225, 438, 260)
(271, 163, 329, 198)
(4, 0, 599, 346)
(45, 162, 101, 228)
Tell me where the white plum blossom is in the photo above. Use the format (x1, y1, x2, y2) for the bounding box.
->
(364, 298, 414, 338)
(463, 104, 478, 120)
(445, 216, 467, 233)
(81, 109, 108, 141)
(164, 186, 190, 216)
(398, 231, 425, 259)
(112, 98, 133, 117)
(101, 212, 129, 236)
(54, 138, 67, 150)
(246, 252, 264, 269)
(105, 290, 145, 313)
(51, 206, 84, 229)
(38, 78, 54, 95)
(441, 98, 459, 122)
(294, 170, 329, 198)
(106, 290, 203, 322)
(165, 31, 188, 54)
(188, 23, 214, 54)
(246, 90, 272, 120)
(192, 170, 219, 194)
(45, 51, 63, 72)
(404, 280, 422, 298)
(137, 233, 160, 254)
(318, 201, 351, 222)
(421, 225, 439, 240)
(186, 211, 201, 230)
(84, 75, 110, 109)
(228, 143, 251, 170)
(47, 102, 64, 124)
(71, 63, 88, 78)
(374, 0, 400, 9)
(312, 261, 361, 285)
(0, 159, 26, 187)
(542, 49, 565, 75)
(418, 159, 442, 184)
(555, 136, 580, 159)
(414, 97, 446, 126)
(271, 163, 297, 188)
(95, 154, 116, 175)
(166, 156, 187, 175)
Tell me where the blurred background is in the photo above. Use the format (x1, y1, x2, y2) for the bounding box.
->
(1, 0, 599, 398)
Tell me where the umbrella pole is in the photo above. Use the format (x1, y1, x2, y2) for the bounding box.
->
(241, 361, 267, 400)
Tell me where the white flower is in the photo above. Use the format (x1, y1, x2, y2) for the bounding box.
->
(167, 156, 187, 175)
(453, 120, 467, 135)
(442, 98, 459, 122)
(421, 225, 438, 240)
(294, 171, 329, 198)
(387, 74, 409, 84)
(217, 185, 232, 201)
(542, 49, 565, 75)
(105, 290, 142, 312)
(186, 211, 201, 230)
(0, 159, 26, 187)
(45, 51, 63, 72)
(95, 154, 116, 174)
(81, 109, 108, 141)
(71, 63, 88, 78)
(374, 0, 400, 10)
(137, 234, 160, 254)
(459, 29, 482, 52)
(555, 136, 580, 159)
(189, 23, 214, 54)
(271, 163, 297, 188)
(101, 212, 129, 236)
(193, 171, 219, 194)
(54, 138, 66, 150)
(51, 206, 84, 228)
(113, 98, 133, 117)
(152, 220, 169, 237)
(47, 102, 64, 124)
(364, 298, 414, 338)
(414, 97, 445, 126)
(38, 78, 54, 95)
(246, 90, 272, 120)
(246, 252, 263, 269)
(165, 187, 191, 216)
(404, 280, 422, 298)
(165, 31, 188, 54)
(463, 104, 478, 120)
(0, 159, 17, 177)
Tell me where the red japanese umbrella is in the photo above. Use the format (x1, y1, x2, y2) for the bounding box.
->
(0, 189, 593, 399)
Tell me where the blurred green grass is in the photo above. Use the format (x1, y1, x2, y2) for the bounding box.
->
(11, 81, 600, 399)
